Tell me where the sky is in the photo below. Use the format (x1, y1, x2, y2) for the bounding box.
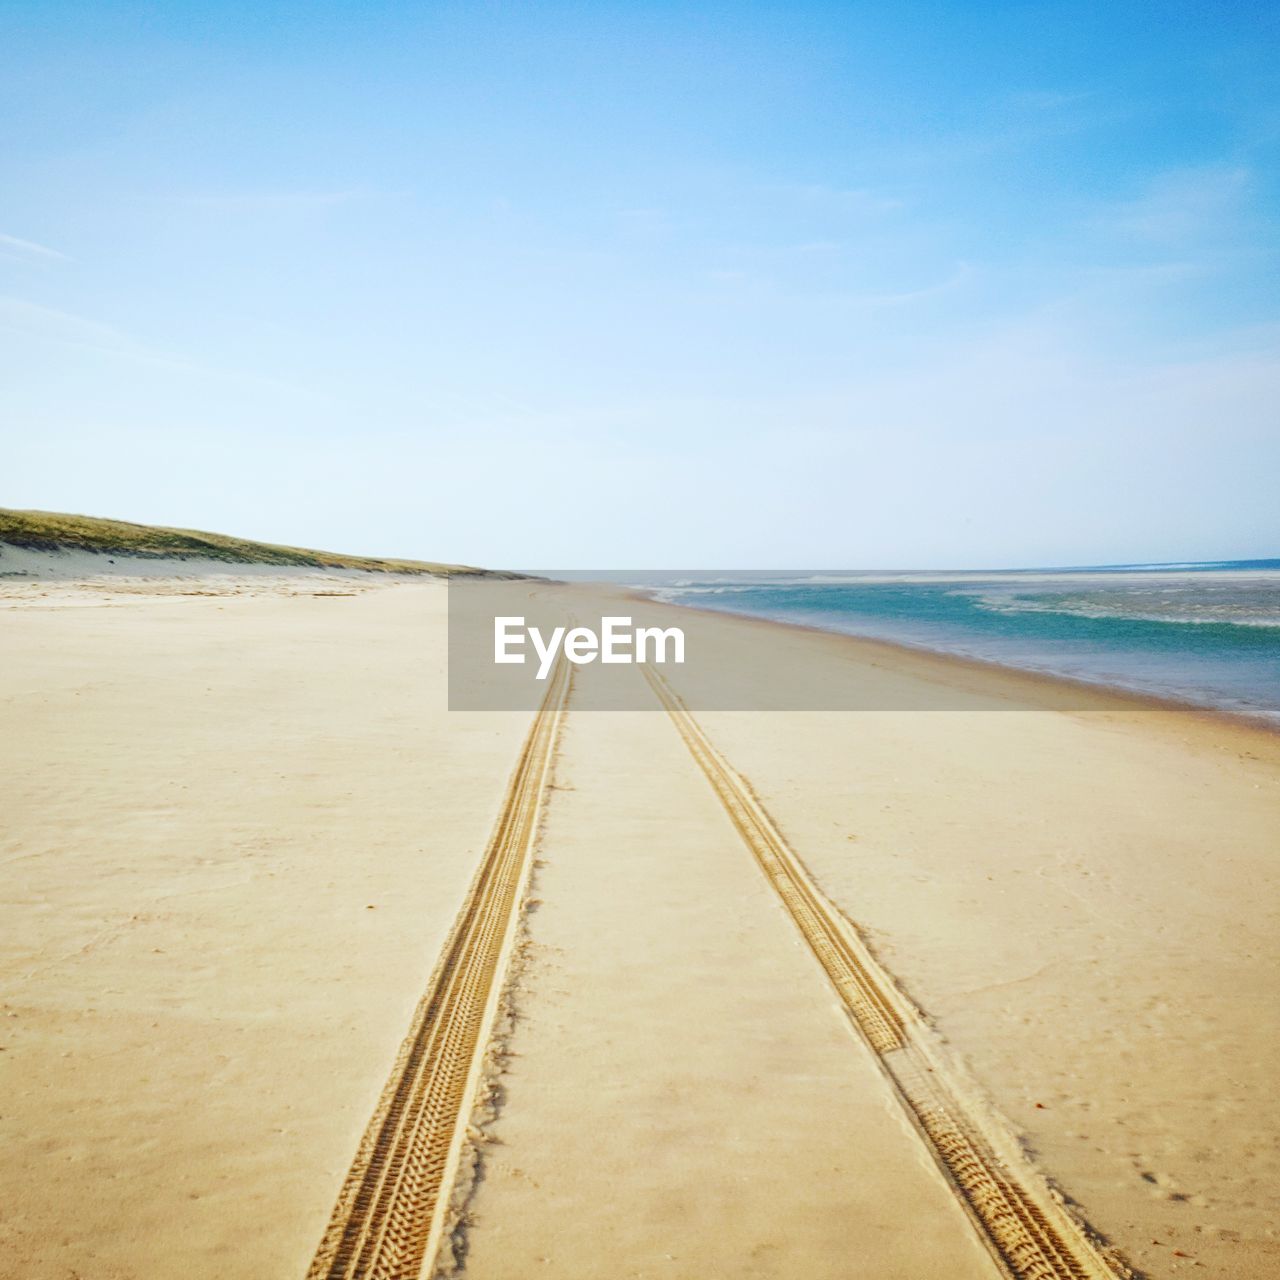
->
(1, 1, 1277, 569)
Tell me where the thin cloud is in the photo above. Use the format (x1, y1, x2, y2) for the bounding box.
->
(843, 262, 975, 307)
(616, 207, 670, 232)
(0, 295, 200, 369)
(0, 231, 70, 262)
(0, 295, 325, 402)
(1006, 88, 1099, 113)
(1097, 166, 1252, 244)
(885, 90, 1123, 171)
(175, 188, 371, 212)
(765, 182, 904, 216)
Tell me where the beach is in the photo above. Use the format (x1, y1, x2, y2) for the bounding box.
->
(2, 574, 1277, 1279)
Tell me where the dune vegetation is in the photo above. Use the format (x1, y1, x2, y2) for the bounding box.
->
(0, 507, 501, 576)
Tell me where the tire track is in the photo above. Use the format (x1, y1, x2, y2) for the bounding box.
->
(642, 664, 1131, 1280)
(306, 658, 570, 1280)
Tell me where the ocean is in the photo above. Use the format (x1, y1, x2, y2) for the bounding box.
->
(639, 561, 1280, 724)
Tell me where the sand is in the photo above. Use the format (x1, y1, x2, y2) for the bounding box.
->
(450, 693, 997, 1280)
(0, 577, 530, 1278)
(2, 573, 1277, 1279)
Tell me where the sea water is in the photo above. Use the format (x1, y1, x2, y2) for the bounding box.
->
(641, 562, 1280, 723)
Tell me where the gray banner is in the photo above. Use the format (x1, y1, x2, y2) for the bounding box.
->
(447, 574, 1123, 712)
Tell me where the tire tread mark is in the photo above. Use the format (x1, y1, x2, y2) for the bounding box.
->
(306, 659, 570, 1280)
(643, 665, 1131, 1280)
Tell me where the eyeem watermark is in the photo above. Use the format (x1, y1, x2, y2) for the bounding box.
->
(495, 615, 685, 680)
(449, 573, 1112, 711)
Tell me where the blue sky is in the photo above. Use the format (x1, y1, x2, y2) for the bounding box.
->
(1, 1, 1277, 567)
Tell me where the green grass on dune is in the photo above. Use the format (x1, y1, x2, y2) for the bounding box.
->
(0, 508, 502, 576)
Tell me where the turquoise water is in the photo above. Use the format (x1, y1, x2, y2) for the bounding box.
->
(644, 562, 1280, 723)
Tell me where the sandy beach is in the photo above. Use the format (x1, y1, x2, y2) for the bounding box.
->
(10, 2, 1277, 1275)
(2, 573, 1277, 1279)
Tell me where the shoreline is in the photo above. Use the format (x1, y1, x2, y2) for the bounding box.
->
(626, 585, 1280, 739)
(6, 561, 1275, 738)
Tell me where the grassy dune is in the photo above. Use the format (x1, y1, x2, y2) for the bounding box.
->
(0, 508, 502, 576)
